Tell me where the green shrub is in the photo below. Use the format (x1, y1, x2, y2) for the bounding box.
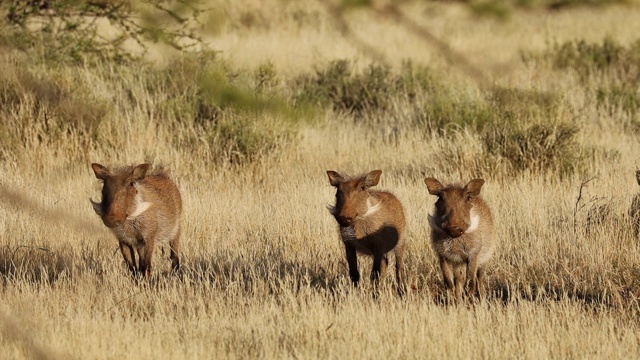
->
(209, 114, 295, 165)
(294, 59, 434, 115)
(414, 85, 561, 135)
(482, 122, 582, 177)
(535, 37, 640, 117)
(489, 86, 561, 121)
(545, 37, 640, 84)
(596, 85, 640, 116)
(254, 61, 280, 93)
(414, 93, 496, 133)
(144, 53, 302, 165)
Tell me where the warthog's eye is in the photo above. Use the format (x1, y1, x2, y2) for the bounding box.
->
(128, 181, 135, 188)
(360, 185, 366, 191)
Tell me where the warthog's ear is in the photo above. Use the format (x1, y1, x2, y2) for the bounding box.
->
(636, 170, 640, 186)
(465, 179, 485, 197)
(91, 163, 110, 180)
(132, 164, 150, 181)
(327, 171, 344, 187)
(364, 170, 382, 187)
(424, 178, 444, 195)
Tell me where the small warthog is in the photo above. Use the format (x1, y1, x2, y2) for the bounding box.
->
(424, 178, 495, 301)
(327, 170, 406, 295)
(90, 163, 182, 277)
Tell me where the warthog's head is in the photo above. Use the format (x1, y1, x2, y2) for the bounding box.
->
(90, 163, 151, 228)
(326, 170, 382, 227)
(424, 178, 484, 238)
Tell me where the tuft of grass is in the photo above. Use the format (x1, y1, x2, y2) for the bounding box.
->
(0, 61, 108, 157)
(596, 85, 640, 116)
(414, 90, 496, 133)
(414, 83, 562, 134)
(548, 37, 640, 81)
(489, 86, 561, 122)
(539, 37, 640, 118)
(414, 83, 575, 178)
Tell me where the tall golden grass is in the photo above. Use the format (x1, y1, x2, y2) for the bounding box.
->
(2, 1, 640, 358)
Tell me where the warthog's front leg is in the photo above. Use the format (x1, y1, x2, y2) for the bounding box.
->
(453, 264, 465, 302)
(395, 248, 406, 297)
(344, 242, 359, 286)
(370, 254, 388, 283)
(119, 243, 136, 276)
(136, 240, 155, 278)
(169, 230, 181, 271)
(440, 257, 455, 301)
(476, 266, 487, 300)
(466, 256, 479, 298)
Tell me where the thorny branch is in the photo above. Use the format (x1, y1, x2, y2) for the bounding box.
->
(5, 0, 208, 62)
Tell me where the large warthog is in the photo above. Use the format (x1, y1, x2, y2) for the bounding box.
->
(327, 170, 406, 295)
(424, 178, 495, 301)
(90, 163, 182, 277)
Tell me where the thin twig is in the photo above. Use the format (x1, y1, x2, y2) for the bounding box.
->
(106, 289, 145, 313)
(574, 177, 595, 234)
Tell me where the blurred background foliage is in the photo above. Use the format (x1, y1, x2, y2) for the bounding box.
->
(0, 0, 638, 173)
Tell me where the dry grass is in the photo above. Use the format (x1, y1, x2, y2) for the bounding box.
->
(2, 1, 640, 359)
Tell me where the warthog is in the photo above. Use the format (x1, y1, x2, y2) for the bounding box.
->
(424, 178, 495, 301)
(327, 170, 406, 295)
(90, 163, 182, 277)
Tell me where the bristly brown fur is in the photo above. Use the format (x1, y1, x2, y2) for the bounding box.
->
(90, 162, 182, 278)
(327, 169, 407, 296)
(425, 177, 495, 302)
(109, 164, 171, 178)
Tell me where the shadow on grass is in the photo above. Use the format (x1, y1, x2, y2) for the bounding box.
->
(4, 242, 640, 311)
(0, 244, 70, 286)
(0, 243, 348, 295)
(177, 247, 347, 296)
(489, 277, 640, 310)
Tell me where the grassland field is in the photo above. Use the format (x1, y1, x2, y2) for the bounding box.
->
(2, 1, 640, 359)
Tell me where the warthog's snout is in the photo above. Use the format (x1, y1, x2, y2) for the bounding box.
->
(445, 225, 464, 238)
(336, 215, 354, 227)
(102, 214, 123, 228)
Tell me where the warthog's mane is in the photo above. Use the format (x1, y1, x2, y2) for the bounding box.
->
(109, 164, 172, 179)
(442, 182, 466, 191)
(338, 172, 370, 183)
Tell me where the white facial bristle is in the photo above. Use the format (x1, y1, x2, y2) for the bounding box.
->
(466, 209, 480, 234)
